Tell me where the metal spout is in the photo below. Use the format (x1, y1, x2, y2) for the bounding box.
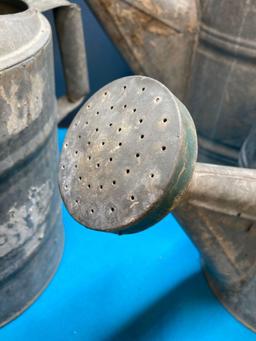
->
(59, 76, 256, 331)
(185, 163, 256, 222)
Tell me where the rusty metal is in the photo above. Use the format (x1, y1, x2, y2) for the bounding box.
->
(0, 0, 87, 326)
(85, 0, 199, 102)
(85, 0, 256, 166)
(59, 76, 256, 331)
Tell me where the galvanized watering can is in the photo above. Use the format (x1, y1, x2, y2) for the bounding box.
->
(85, 0, 256, 166)
(0, 0, 88, 326)
(59, 76, 256, 332)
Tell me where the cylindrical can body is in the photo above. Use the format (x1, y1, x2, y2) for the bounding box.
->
(187, 0, 256, 165)
(0, 3, 63, 326)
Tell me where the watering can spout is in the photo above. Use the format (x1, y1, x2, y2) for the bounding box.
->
(59, 75, 256, 235)
(59, 76, 256, 331)
(185, 163, 256, 221)
(59, 75, 256, 233)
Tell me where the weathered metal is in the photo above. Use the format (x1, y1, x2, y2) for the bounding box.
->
(188, 0, 256, 165)
(59, 76, 256, 331)
(0, 0, 88, 326)
(85, 0, 256, 165)
(85, 0, 199, 102)
(27, 0, 90, 122)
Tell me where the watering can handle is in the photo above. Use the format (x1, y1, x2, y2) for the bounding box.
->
(27, 0, 90, 122)
(54, 3, 90, 122)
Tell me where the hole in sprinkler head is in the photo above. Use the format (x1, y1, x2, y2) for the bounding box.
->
(133, 108, 136, 112)
(88, 184, 91, 189)
(88, 156, 91, 160)
(126, 169, 130, 174)
(150, 173, 154, 178)
(96, 111, 99, 115)
(100, 185, 103, 190)
(109, 157, 113, 162)
(62, 165, 65, 169)
(79, 176, 82, 181)
(78, 135, 81, 139)
(155, 97, 160, 102)
(142, 87, 145, 91)
(86, 121, 89, 125)
(104, 92, 108, 96)
(75, 150, 78, 155)
(75, 199, 79, 204)
(162, 146, 166, 151)
(96, 163, 100, 168)
(88, 141, 91, 145)
(118, 128, 122, 132)
(124, 85, 127, 90)
(139, 119, 143, 124)
(136, 153, 140, 158)
(130, 195, 135, 201)
(91, 209, 94, 214)
(163, 118, 167, 123)
(96, 128, 99, 132)
(110, 106, 114, 110)
(110, 207, 115, 212)
(112, 180, 116, 185)
(140, 135, 144, 139)
(74, 164, 78, 168)
(109, 123, 113, 127)
(124, 104, 127, 109)
(102, 142, 105, 146)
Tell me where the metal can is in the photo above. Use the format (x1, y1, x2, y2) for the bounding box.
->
(0, 0, 88, 326)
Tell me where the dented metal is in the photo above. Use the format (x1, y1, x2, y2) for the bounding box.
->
(59, 76, 256, 332)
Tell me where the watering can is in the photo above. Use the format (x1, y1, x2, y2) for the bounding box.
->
(85, 0, 256, 166)
(0, 0, 88, 326)
(59, 76, 256, 332)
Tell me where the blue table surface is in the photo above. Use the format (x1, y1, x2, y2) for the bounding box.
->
(1, 129, 255, 341)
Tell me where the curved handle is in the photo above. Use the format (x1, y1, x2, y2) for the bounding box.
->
(54, 3, 90, 122)
(26, 0, 90, 122)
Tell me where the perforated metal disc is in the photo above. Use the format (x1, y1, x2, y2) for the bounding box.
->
(59, 76, 197, 234)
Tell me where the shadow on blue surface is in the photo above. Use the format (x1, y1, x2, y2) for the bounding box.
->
(105, 271, 217, 341)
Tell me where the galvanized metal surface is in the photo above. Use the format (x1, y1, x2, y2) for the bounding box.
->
(26, 0, 70, 12)
(188, 0, 256, 165)
(86, 0, 199, 102)
(26, 0, 90, 122)
(86, 0, 256, 165)
(59, 76, 197, 233)
(59, 76, 256, 331)
(0, 2, 64, 326)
